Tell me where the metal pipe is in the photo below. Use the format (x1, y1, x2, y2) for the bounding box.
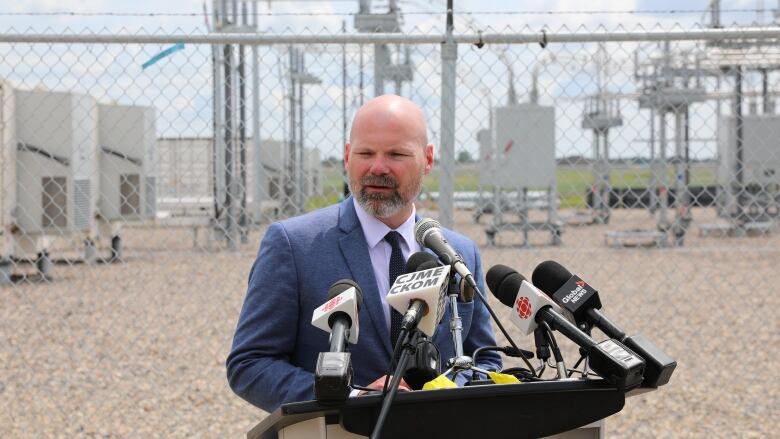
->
(735, 66, 744, 214)
(297, 52, 305, 212)
(658, 110, 669, 229)
(9, 27, 780, 45)
(286, 47, 297, 214)
(250, 0, 264, 223)
(591, 129, 600, 218)
(438, 0, 456, 229)
(711, 0, 721, 28)
(238, 0, 248, 243)
(211, 0, 224, 226)
(649, 106, 658, 212)
(374, 44, 384, 97)
(762, 68, 772, 114)
(342, 20, 350, 198)
(223, 39, 236, 249)
(359, 44, 364, 105)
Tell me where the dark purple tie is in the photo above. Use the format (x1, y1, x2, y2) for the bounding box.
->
(385, 231, 405, 348)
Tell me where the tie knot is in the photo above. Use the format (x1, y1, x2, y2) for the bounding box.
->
(384, 231, 402, 248)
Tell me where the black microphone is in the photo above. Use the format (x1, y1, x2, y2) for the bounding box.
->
(397, 253, 444, 390)
(311, 279, 364, 402)
(487, 265, 646, 390)
(414, 218, 475, 286)
(532, 261, 619, 336)
(532, 260, 677, 388)
(405, 251, 440, 272)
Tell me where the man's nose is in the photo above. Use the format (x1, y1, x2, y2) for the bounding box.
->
(368, 156, 390, 175)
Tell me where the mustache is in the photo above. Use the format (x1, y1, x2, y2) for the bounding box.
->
(361, 174, 398, 189)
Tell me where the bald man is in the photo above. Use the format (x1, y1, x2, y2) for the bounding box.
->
(227, 95, 501, 412)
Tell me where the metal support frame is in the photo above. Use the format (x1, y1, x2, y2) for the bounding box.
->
(485, 187, 562, 247)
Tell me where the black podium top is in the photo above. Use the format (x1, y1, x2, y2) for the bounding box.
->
(250, 379, 625, 439)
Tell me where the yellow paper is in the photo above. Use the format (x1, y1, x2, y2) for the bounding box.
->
(422, 374, 458, 390)
(487, 371, 520, 384)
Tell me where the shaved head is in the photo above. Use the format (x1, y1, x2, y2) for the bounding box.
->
(344, 94, 434, 228)
(349, 94, 428, 148)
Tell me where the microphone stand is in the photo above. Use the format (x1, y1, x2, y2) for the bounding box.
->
(371, 330, 421, 439)
(443, 277, 491, 381)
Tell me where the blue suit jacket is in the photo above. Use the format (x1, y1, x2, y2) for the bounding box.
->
(226, 197, 501, 412)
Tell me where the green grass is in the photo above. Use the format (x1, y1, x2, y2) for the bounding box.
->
(313, 164, 718, 210)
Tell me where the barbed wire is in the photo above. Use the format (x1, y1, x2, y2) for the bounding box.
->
(0, 8, 777, 18)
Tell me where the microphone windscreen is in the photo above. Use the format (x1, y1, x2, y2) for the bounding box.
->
(486, 264, 527, 307)
(413, 218, 441, 246)
(327, 279, 364, 310)
(416, 261, 440, 272)
(405, 251, 439, 273)
(531, 260, 572, 296)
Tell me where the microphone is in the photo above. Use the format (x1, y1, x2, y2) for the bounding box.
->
(414, 218, 474, 286)
(398, 252, 443, 390)
(405, 251, 441, 272)
(311, 279, 364, 402)
(386, 252, 451, 337)
(311, 279, 363, 352)
(486, 265, 646, 390)
(532, 260, 677, 388)
(485, 264, 568, 336)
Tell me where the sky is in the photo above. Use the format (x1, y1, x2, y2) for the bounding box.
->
(0, 0, 776, 165)
(1, 0, 771, 34)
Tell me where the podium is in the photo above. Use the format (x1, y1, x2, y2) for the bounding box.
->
(248, 379, 624, 439)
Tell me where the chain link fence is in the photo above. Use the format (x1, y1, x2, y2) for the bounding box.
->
(1, 22, 778, 438)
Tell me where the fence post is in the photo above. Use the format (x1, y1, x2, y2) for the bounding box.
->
(438, 4, 457, 229)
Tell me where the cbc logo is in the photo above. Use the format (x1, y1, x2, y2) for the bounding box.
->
(322, 295, 342, 312)
(515, 296, 532, 319)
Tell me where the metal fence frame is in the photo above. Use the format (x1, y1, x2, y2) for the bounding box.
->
(3, 25, 778, 231)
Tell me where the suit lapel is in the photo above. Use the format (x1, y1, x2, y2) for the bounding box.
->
(338, 198, 393, 357)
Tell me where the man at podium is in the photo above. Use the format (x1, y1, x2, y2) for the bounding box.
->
(226, 94, 501, 412)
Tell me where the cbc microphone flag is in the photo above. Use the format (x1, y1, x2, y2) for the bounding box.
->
(509, 280, 566, 335)
(311, 286, 360, 344)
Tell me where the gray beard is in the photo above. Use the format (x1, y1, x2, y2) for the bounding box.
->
(348, 171, 423, 218)
(354, 188, 406, 218)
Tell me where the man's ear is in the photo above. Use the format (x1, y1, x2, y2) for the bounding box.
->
(344, 142, 351, 168)
(424, 143, 434, 173)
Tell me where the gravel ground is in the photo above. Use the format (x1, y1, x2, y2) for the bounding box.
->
(1, 207, 778, 438)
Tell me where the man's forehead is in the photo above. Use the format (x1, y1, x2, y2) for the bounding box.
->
(350, 101, 428, 143)
(349, 137, 422, 151)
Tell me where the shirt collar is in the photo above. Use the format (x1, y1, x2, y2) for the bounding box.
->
(352, 197, 417, 250)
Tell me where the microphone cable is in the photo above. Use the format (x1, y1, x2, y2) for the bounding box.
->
(540, 321, 567, 379)
(499, 367, 544, 382)
(568, 355, 586, 378)
(471, 345, 533, 381)
(467, 282, 539, 376)
(382, 327, 410, 395)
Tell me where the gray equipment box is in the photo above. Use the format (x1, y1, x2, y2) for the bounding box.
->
(15, 89, 99, 234)
(490, 104, 556, 189)
(717, 115, 780, 186)
(98, 103, 157, 221)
